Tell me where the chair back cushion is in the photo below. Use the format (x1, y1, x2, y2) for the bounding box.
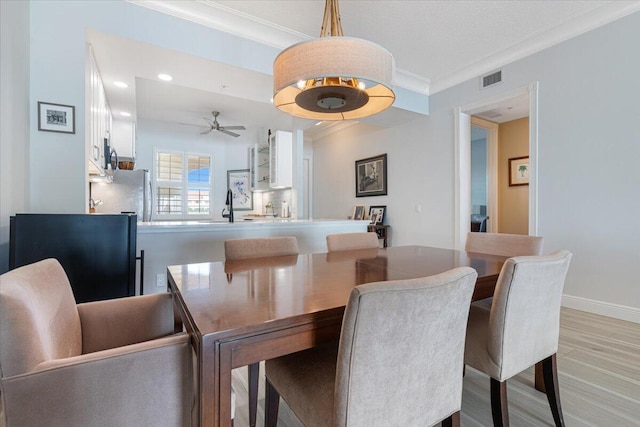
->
(488, 250, 572, 380)
(465, 232, 544, 257)
(335, 267, 477, 426)
(0, 259, 82, 377)
(224, 237, 298, 261)
(326, 232, 379, 252)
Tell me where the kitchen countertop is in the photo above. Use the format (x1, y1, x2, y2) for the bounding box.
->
(137, 219, 369, 234)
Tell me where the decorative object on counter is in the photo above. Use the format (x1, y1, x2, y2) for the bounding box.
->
(352, 205, 365, 220)
(264, 202, 277, 217)
(227, 169, 253, 210)
(368, 205, 386, 224)
(281, 200, 290, 218)
(356, 154, 387, 197)
(272, 0, 395, 121)
(37, 101, 75, 134)
(118, 158, 135, 170)
(509, 156, 529, 186)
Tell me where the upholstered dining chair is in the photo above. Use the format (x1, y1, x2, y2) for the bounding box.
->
(0, 258, 195, 427)
(224, 236, 299, 427)
(326, 232, 379, 252)
(464, 250, 573, 427)
(264, 267, 478, 427)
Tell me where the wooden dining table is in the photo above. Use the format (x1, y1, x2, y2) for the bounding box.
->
(167, 245, 508, 427)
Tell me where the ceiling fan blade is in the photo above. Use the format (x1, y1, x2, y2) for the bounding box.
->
(222, 126, 246, 130)
(180, 122, 205, 128)
(200, 128, 213, 135)
(203, 117, 214, 126)
(218, 129, 240, 137)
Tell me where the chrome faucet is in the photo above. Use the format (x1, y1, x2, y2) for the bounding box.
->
(222, 189, 234, 223)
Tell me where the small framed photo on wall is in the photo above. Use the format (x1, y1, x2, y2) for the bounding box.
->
(355, 154, 387, 197)
(38, 101, 75, 134)
(509, 156, 529, 186)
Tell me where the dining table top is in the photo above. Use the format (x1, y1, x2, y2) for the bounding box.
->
(168, 245, 506, 342)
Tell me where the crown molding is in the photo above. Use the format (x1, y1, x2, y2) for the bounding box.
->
(429, 2, 640, 94)
(126, 0, 429, 94)
(128, 1, 638, 96)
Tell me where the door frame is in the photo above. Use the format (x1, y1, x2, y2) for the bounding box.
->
(454, 82, 539, 249)
(470, 116, 499, 233)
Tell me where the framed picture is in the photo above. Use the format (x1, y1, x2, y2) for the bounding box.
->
(509, 156, 529, 186)
(227, 169, 253, 210)
(355, 153, 387, 197)
(352, 205, 365, 220)
(38, 101, 75, 134)
(368, 205, 386, 224)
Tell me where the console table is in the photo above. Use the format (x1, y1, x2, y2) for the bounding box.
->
(367, 224, 390, 247)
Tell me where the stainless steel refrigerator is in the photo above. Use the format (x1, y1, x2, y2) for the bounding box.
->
(92, 169, 152, 221)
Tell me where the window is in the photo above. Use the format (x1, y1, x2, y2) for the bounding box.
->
(154, 149, 211, 219)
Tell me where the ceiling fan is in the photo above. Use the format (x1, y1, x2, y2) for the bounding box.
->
(199, 111, 246, 137)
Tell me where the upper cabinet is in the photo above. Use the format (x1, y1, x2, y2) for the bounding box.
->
(88, 45, 111, 176)
(249, 130, 293, 191)
(269, 130, 293, 189)
(249, 143, 270, 192)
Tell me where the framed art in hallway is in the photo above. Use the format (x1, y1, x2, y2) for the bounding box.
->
(509, 156, 529, 186)
(38, 101, 75, 134)
(368, 205, 386, 224)
(355, 154, 387, 197)
(352, 205, 365, 220)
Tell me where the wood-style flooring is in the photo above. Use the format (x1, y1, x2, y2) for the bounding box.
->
(230, 308, 640, 426)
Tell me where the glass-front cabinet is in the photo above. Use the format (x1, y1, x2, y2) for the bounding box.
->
(269, 130, 293, 189)
(249, 143, 270, 192)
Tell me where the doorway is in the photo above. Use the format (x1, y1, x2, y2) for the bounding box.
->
(454, 83, 539, 249)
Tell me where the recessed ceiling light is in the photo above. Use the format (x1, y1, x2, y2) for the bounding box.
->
(120, 112, 131, 117)
(158, 73, 173, 81)
(114, 81, 128, 88)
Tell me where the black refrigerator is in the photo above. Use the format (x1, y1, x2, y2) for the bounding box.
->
(9, 213, 138, 303)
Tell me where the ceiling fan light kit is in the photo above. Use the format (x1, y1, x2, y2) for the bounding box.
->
(273, 0, 395, 121)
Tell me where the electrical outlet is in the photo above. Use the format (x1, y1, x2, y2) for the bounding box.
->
(156, 273, 166, 287)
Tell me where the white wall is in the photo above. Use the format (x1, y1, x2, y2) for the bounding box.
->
(313, 12, 640, 319)
(0, 0, 30, 273)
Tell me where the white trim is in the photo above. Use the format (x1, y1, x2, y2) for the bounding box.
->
(453, 108, 470, 250)
(470, 117, 498, 233)
(527, 82, 539, 236)
(455, 83, 539, 246)
(562, 294, 640, 324)
(127, 0, 430, 94)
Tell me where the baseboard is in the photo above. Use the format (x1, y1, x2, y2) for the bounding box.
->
(562, 294, 640, 324)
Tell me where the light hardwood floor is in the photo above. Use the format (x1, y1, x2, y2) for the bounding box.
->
(230, 308, 640, 426)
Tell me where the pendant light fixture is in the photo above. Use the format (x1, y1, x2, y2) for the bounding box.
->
(273, 0, 395, 120)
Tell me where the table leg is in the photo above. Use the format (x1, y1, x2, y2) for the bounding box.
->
(218, 345, 234, 427)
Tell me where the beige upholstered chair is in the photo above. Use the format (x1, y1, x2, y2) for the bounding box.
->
(0, 259, 194, 427)
(264, 267, 478, 427)
(224, 236, 299, 261)
(465, 232, 544, 257)
(224, 236, 299, 427)
(464, 250, 573, 427)
(326, 232, 379, 252)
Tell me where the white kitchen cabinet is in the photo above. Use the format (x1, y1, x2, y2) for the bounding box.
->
(88, 45, 111, 176)
(269, 130, 293, 189)
(249, 143, 270, 192)
(111, 119, 136, 159)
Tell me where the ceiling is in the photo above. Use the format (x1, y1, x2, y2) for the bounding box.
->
(92, 1, 639, 134)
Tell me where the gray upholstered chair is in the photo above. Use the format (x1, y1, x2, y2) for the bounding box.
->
(326, 232, 379, 252)
(464, 250, 573, 427)
(224, 236, 299, 427)
(465, 232, 544, 257)
(264, 267, 478, 427)
(0, 259, 194, 427)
